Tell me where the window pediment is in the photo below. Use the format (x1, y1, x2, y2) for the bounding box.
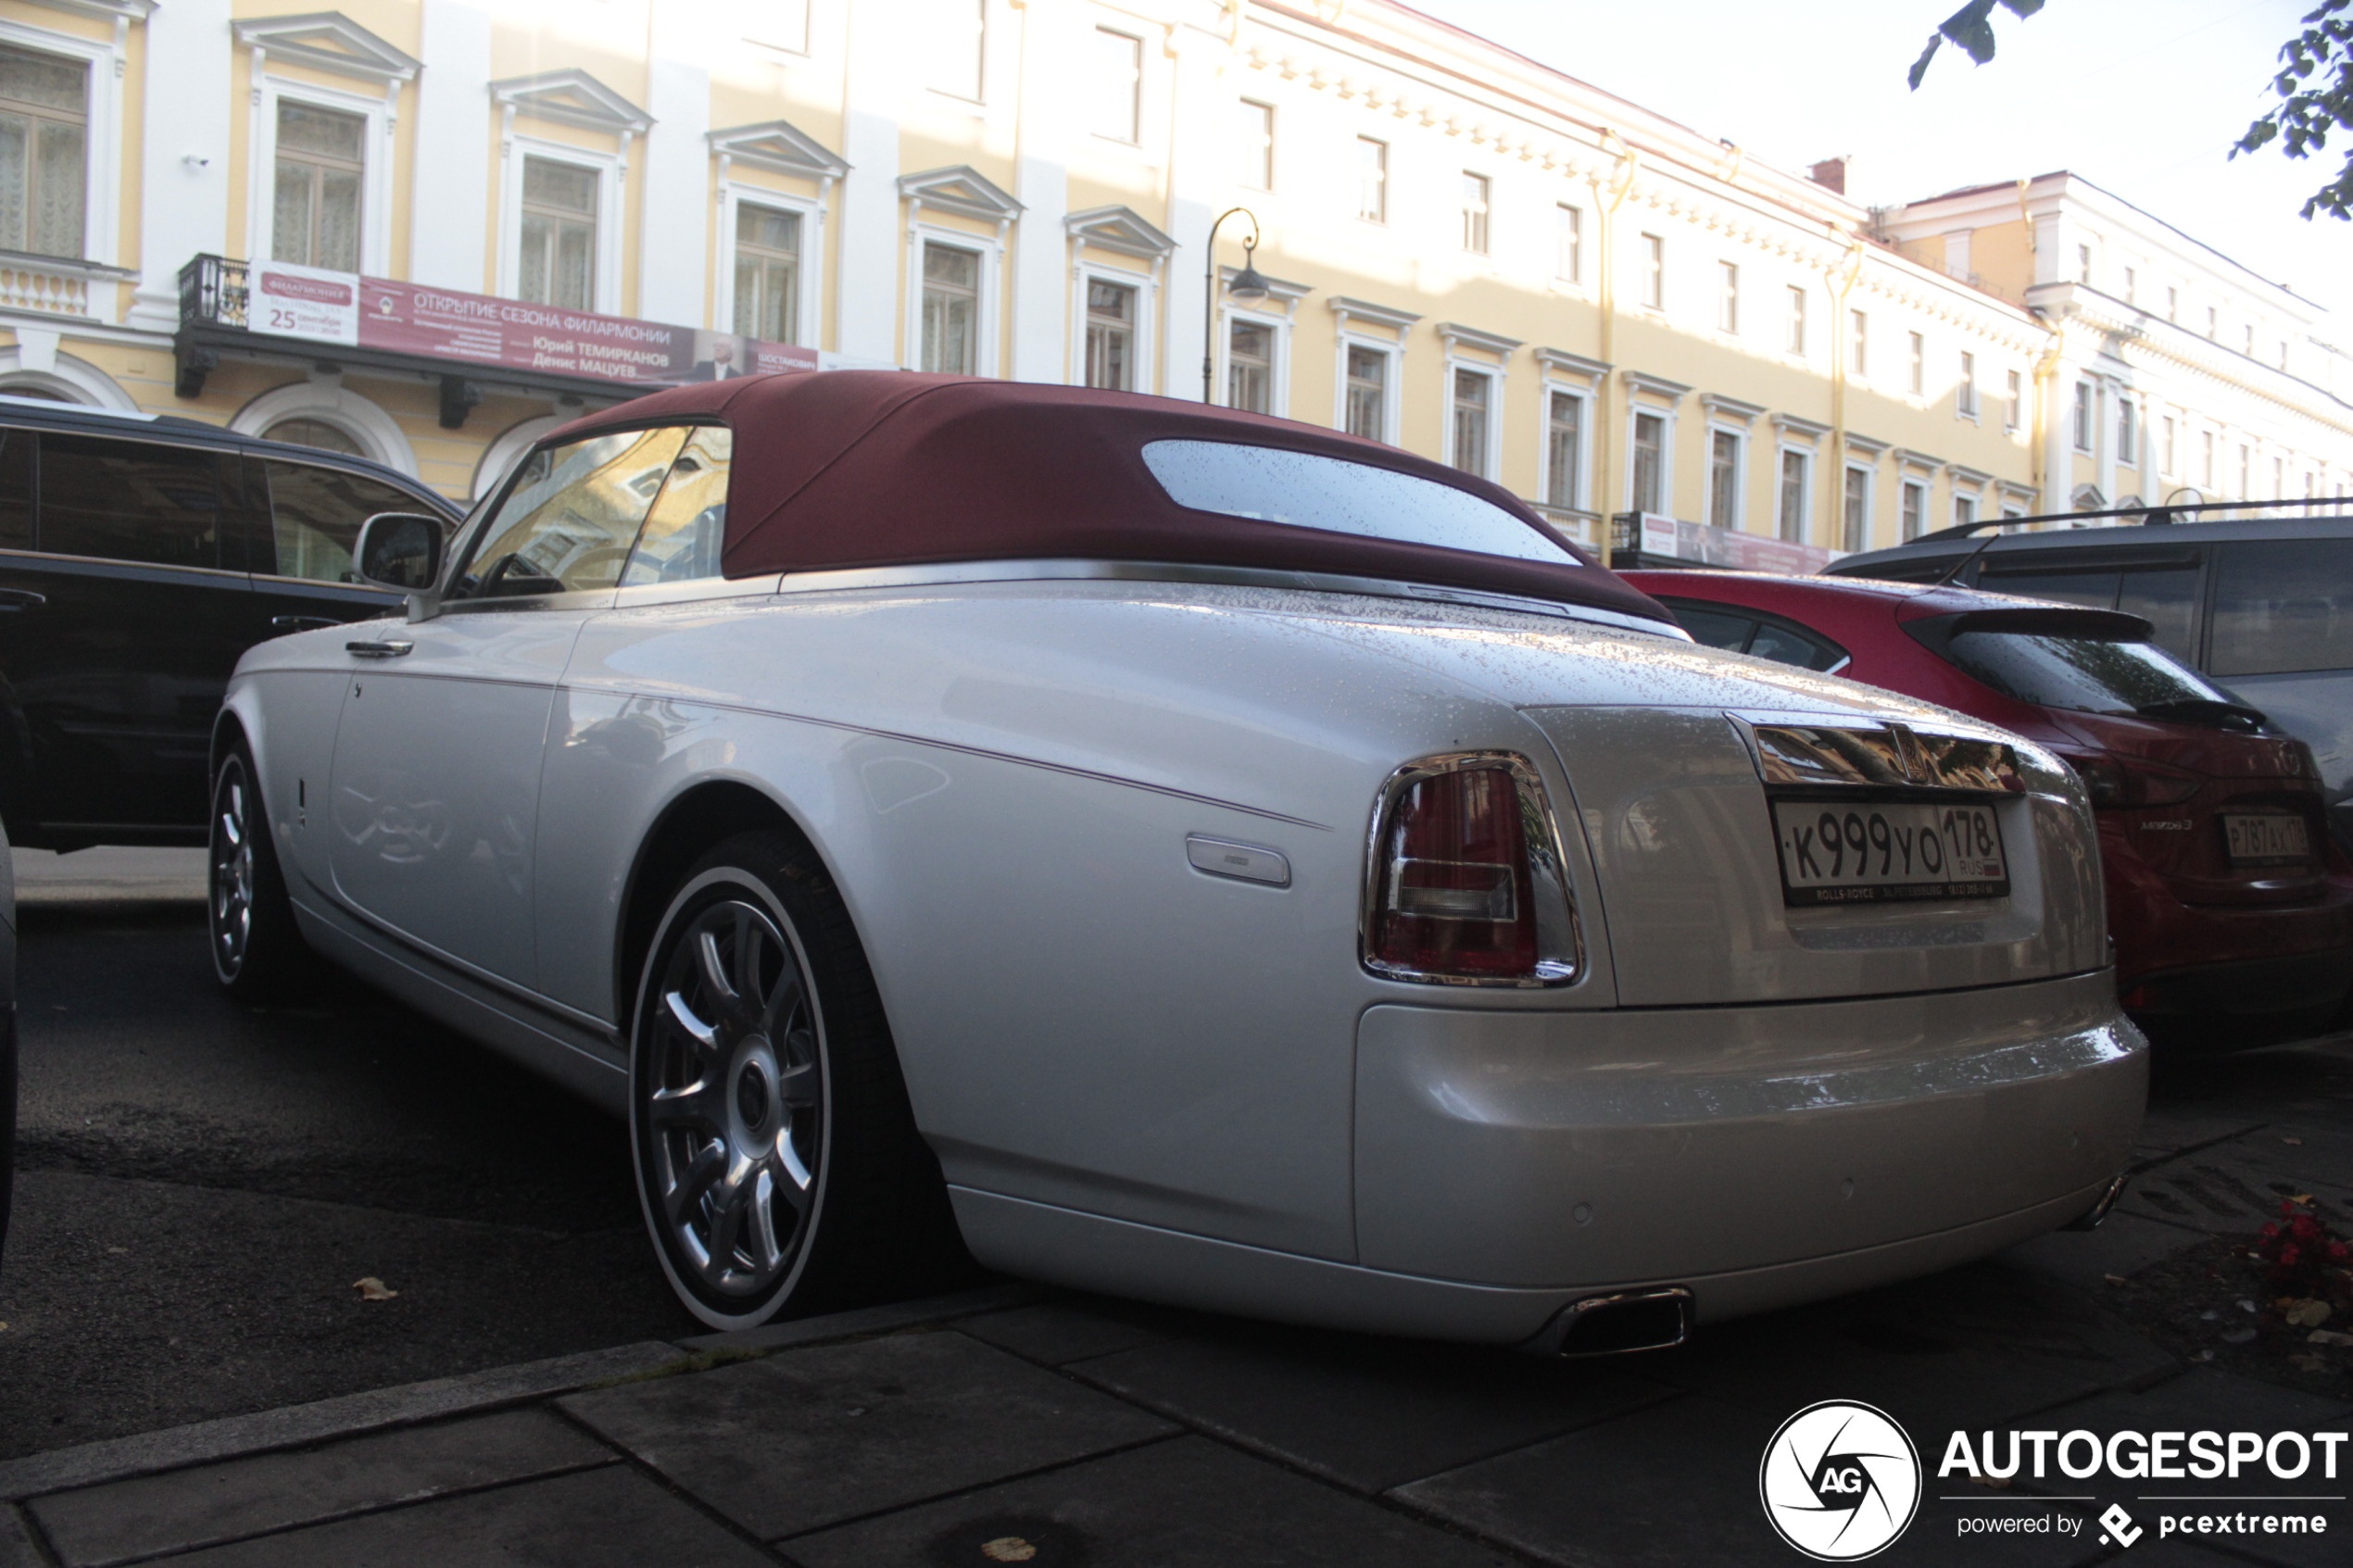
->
(899, 166, 1023, 224)
(233, 12, 420, 83)
(709, 120, 848, 182)
(1064, 206, 1174, 261)
(490, 69, 651, 135)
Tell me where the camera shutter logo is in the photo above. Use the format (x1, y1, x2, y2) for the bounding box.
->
(1758, 1400, 1922, 1560)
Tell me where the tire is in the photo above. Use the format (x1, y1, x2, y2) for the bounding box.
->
(208, 745, 308, 998)
(629, 830, 968, 1330)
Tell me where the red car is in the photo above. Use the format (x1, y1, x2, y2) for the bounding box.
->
(1622, 570, 2353, 1048)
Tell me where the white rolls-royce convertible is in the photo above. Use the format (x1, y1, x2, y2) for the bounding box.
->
(209, 372, 2144, 1349)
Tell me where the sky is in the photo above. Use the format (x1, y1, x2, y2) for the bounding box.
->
(1407, 0, 2350, 315)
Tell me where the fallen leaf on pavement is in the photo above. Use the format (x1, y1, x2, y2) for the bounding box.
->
(2103, 1273, 2128, 1286)
(2309, 1328, 2353, 1347)
(2289, 1352, 2329, 1373)
(2284, 1298, 2332, 1327)
(2280, 1136, 2303, 1146)
(353, 1277, 398, 1301)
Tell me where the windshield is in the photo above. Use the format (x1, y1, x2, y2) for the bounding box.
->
(1940, 629, 2243, 718)
(1140, 439, 1581, 566)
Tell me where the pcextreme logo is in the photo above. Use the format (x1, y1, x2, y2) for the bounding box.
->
(1759, 1400, 1924, 1561)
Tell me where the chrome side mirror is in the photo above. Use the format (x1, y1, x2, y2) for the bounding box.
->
(354, 512, 445, 594)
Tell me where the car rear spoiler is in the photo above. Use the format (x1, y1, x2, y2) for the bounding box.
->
(1898, 604, 2156, 656)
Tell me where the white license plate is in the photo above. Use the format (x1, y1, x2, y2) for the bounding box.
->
(2222, 812, 2310, 864)
(1771, 800, 2010, 906)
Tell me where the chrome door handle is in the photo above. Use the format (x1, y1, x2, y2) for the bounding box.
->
(0, 588, 45, 611)
(346, 639, 414, 659)
(273, 616, 337, 632)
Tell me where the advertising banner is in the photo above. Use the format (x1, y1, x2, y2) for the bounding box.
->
(246, 263, 819, 387)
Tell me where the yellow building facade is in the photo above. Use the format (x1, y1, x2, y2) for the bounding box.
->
(1, 0, 2347, 560)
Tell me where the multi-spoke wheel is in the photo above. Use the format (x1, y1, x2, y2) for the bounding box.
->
(208, 744, 306, 997)
(629, 831, 970, 1329)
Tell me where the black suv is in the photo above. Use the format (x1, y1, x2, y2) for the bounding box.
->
(0, 396, 459, 851)
(1832, 503, 2353, 860)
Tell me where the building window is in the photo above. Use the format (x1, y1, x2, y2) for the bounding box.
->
(2167, 285, 2179, 322)
(2161, 415, 2177, 475)
(741, 0, 812, 53)
(2005, 370, 2023, 432)
(2201, 429, 2215, 488)
(2239, 444, 2251, 496)
(1718, 261, 1740, 333)
(1355, 136, 1386, 222)
(1957, 351, 1978, 418)
(519, 156, 598, 310)
(1344, 344, 1388, 440)
(262, 417, 363, 457)
(1238, 99, 1274, 190)
(1786, 286, 1806, 354)
(1450, 368, 1493, 478)
(2118, 398, 2137, 466)
(1555, 205, 1582, 282)
(926, 0, 986, 99)
(1090, 28, 1141, 143)
(1907, 332, 1924, 395)
(1901, 479, 1926, 540)
(1545, 391, 1583, 510)
(920, 242, 980, 374)
(1630, 411, 1666, 513)
(1640, 233, 1664, 309)
(1707, 429, 1740, 529)
(1227, 319, 1271, 412)
(1849, 310, 1868, 378)
(2273, 455, 2285, 498)
(2207, 306, 2219, 340)
(2122, 266, 2137, 305)
(2076, 243, 2092, 284)
(2244, 322, 2257, 356)
(0, 44, 89, 259)
(271, 100, 364, 272)
(2072, 383, 2094, 452)
(1777, 449, 1808, 543)
(732, 203, 801, 343)
(1842, 466, 1870, 553)
(1955, 493, 1978, 530)
(1084, 279, 1135, 389)
(1460, 172, 1490, 254)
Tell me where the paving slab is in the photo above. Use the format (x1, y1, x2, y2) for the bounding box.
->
(1392, 1393, 1789, 1567)
(786, 1434, 1518, 1568)
(0, 1507, 41, 1568)
(2001, 1210, 2208, 1292)
(29, 1408, 615, 1568)
(957, 1298, 1185, 1368)
(1066, 1320, 1675, 1493)
(560, 1328, 1176, 1539)
(141, 1464, 774, 1568)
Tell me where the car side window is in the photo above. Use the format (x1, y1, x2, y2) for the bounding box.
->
(1668, 604, 1755, 652)
(1974, 564, 2120, 611)
(0, 430, 31, 550)
(2114, 564, 2202, 662)
(459, 426, 690, 598)
(620, 426, 731, 587)
(262, 461, 438, 583)
(1744, 621, 1846, 672)
(37, 433, 223, 570)
(2210, 539, 2353, 677)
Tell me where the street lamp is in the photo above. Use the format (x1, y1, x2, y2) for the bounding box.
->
(1204, 207, 1270, 404)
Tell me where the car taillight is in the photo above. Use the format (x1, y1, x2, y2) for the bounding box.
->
(1364, 754, 1580, 985)
(2058, 751, 2201, 809)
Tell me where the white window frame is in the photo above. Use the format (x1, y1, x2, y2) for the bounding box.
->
(497, 135, 623, 315)
(1639, 232, 1665, 310)
(909, 222, 1002, 377)
(1956, 350, 1979, 420)
(1442, 356, 1503, 478)
(1626, 402, 1675, 516)
(1705, 421, 1746, 531)
(0, 16, 124, 277)
(1068, 259, 1155, 393)
(1900, 476, 1928, 541)
(1554, 204, 1583, 286)
(1785, 285, 1807, 358)
(1841, 461, 1874, 553)
(1334, 332, 1402, 445)
(1460, 171, 1491, 256)
(925, 0, 989, 104)
(1217, 303, 1290, 416)
(1907, 331, 1924, 396)
(1775, 444, 1813, 544)
(248, 75, 395, 277)
(1537, 383, 1592, 514)
(714, 180, 825, 348)
(1717, 261, 1739, 335)
(1237, 97, 1274, 192)
(1088, 26, 1142, 145)
(1355, 135, 1387, 224)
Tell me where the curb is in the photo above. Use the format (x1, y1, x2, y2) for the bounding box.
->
(0, 1282, 1038, 1504)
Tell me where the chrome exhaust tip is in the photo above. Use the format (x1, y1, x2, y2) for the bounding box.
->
(2062, 1173, 2130, 1232)
(1522, 1286, 1695, 1358)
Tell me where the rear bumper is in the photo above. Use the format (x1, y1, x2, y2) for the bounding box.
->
(1353, 970, 2145, 1294)
(2123, 946, 2353, 1022)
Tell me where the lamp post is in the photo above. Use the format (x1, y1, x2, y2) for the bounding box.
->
(1204, 207, 1270, 404)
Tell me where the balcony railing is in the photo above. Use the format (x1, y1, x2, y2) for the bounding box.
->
(0, 249, 135, 319)
(180, 254, 250, 331)
(1531, 503, 1598, 548)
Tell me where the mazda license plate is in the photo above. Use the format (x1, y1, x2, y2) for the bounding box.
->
(1771, 800, 2009, 906)
(2222, 812, 2309, 865)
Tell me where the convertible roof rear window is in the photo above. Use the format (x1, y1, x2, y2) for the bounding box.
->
(1140, 440, 1580, 566)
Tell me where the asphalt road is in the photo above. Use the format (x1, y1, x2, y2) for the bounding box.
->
(0, 848, 695, 1461)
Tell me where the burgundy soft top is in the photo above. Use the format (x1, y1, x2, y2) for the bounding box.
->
(547, 371, 1673, 627)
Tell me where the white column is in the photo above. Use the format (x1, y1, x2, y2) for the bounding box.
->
(2044, 352, 2078, 514)
(409, 0, 492, 291)
(637, 19, 711, 327)
(835, 0, 906, 363)
(1161, 27, 1219, 401)
(129, 0, 234, 331)
(1008, 4, 1072, 384)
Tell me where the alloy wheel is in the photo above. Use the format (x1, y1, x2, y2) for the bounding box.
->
(642, 896, 824, 1300)
(209, 762, 256, 978)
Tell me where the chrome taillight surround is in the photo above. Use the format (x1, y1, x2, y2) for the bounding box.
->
(1359, 750, 1583, 987)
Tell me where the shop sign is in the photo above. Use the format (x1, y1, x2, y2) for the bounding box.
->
(242, 260, 817, 387)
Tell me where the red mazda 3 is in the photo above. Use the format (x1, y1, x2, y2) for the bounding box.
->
(1622, 570, 2353, 1047)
